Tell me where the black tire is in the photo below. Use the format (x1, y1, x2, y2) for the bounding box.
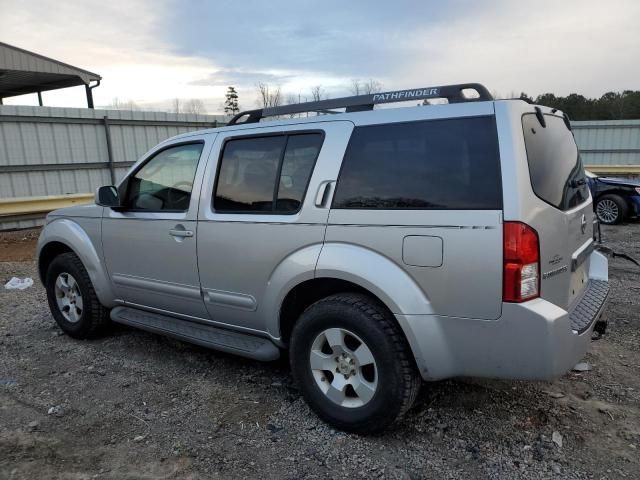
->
(289, 293, 421, 434)
(596, 194, 628, 225)
(45, 252, 110, 339)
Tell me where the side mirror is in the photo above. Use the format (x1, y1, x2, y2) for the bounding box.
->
(95, 185, 120, 208)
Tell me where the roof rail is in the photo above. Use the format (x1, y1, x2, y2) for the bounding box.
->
(228, 83, 493, 125)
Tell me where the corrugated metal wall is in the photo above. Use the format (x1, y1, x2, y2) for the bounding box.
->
(0, 105, 226, 229)
(1, 109, 639, 230)
(572, 119, 640, 167)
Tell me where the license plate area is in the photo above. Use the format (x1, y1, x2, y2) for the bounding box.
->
(569, 261, 589, 307)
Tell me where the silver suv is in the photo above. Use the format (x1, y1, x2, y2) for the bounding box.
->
(37, 84, 609, 433)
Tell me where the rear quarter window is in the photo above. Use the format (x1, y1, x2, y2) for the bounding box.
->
(522, 113, 589, 211)
(332, 116, 502, 210)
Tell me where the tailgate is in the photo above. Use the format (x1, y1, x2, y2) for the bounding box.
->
(521, 112, 593, 310)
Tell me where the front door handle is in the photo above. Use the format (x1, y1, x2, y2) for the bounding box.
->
(169, 227, 194, 238)
(315, 181, 335, 207)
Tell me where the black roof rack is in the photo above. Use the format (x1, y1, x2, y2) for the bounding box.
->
(228, 83, 493, 125)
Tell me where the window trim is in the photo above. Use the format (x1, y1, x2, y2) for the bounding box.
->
(521, 112, 590, 212)
(119, 140, 206, 213)
(212, 130, 325, 215)
(331, 115, 503, 211)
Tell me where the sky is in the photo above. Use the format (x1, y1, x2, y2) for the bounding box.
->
(1, 0, 639, 113)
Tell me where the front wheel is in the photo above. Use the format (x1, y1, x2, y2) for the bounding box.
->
(45, 252, 110, 338)
(289, 293, 421, 434)
(596, 194, 628, 225)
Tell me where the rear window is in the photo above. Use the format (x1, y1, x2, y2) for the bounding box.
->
(522, 113, 589, 211)
(332, 116, 502, 210)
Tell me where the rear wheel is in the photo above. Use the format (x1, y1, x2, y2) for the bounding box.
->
(596, 194, 627, 225)
(45, 252, 110, 338)
(289, 293, 420, 434)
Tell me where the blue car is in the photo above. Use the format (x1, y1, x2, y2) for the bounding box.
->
(586, 170, 640, 224)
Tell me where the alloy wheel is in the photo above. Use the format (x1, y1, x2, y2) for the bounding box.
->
(596, 199, 619, 224)
(309, 328, 378, 408)
(54, 272, 83, 323)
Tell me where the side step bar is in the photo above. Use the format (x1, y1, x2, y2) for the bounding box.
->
(110, 306, 280, 361)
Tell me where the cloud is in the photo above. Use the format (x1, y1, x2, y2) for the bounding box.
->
(0, 0, 225, 108)
(1, 0, 639, 111)
(164, 0, 640, 97)
(190, 69, 295, 87)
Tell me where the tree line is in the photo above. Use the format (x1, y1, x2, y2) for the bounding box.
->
(518, 90, 640, 120)
(108, 85, 640, 120)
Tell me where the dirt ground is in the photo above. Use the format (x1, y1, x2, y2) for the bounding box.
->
(0, 224, 639, 479)
(0, 230, 38, 262)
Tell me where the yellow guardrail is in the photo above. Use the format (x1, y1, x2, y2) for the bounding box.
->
(0, 193, 94, 216)
(585, 165, 640, 175)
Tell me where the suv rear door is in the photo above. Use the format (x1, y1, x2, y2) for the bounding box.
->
(520, 112, 593, 310)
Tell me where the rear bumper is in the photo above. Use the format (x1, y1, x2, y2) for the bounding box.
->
(397, 251, 609, 381)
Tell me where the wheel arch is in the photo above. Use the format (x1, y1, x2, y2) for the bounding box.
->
(275, 243, 434, 377)
(37, 218, 117, 307)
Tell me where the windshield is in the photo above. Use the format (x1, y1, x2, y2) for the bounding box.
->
(522, 113, 590, 211)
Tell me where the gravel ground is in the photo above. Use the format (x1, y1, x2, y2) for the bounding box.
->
(1, 224, 639, 479)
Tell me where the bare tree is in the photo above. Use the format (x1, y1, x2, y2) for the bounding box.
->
(350, 79, 382, 96)
(256, 83, 282, 108)
(350, 79, 362, 95)
(362, 79, 383, 95)
(108, 97, 138, 111)
(310, 85, 324, 102)
(171, 98, 181, 114)
(184, 99, 206, 115)
(285, 93, 300, 118)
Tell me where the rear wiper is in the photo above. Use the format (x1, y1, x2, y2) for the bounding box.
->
(570, 178, 586, 188)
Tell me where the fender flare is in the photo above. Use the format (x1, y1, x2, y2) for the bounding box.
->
(37, 218, 117, 308)
(262, 243, 324, 340)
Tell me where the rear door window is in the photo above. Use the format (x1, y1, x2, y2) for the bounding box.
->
(332, 116, 502, 210)
(522, 114, 589, 211)
(214, 133, 323, 213)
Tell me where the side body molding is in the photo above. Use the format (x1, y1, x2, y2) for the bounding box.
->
(315, 243, 433, 316)
(37, 217, 118, 308)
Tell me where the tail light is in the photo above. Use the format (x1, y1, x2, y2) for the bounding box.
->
(503, 222, 540, 302)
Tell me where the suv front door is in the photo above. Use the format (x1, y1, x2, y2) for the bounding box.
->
(102, 137, 212, 319)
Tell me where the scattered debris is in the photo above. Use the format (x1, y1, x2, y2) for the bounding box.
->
(552, 431, 563, 448)
(598, 405, 615, 420)
(4, 277, 34, 290)
(47, 406, 64, 417)
(266, 423, 283, 433)
(133, 435, 146, 442)
(545, 391, 565, 399)
(573, 362, 592, 372)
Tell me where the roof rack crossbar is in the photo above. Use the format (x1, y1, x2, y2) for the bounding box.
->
(228, 83, 492, 125)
